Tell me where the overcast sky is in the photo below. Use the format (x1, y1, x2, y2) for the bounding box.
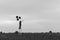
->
(0, 0, 60, 33)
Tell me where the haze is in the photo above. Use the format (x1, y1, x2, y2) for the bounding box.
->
(0, 0, 60, 33)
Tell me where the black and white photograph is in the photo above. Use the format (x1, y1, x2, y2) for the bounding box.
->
(0, 0, 60, 40)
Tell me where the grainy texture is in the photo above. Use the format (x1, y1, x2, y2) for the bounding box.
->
(0, 32, 60, 40)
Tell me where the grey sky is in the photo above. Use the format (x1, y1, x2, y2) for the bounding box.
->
(0, 0, 60, 33)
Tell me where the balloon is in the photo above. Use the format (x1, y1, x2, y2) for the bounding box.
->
(16, 16, 18, 18)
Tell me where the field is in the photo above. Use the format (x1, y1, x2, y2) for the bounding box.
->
(0, 31, 60, 40)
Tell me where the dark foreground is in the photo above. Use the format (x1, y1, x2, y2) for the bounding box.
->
(0, 31, 60, 40)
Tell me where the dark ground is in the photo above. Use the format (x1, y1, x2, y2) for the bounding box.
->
(0, 31, 60, 40)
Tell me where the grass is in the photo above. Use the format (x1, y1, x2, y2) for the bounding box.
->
(0, 31, 60, 40)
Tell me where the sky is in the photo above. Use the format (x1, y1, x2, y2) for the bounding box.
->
(0, 0, 60, 33)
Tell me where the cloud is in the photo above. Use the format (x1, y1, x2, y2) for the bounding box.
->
(0, 20, 16, 25)
(0, 0, 60, 32)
